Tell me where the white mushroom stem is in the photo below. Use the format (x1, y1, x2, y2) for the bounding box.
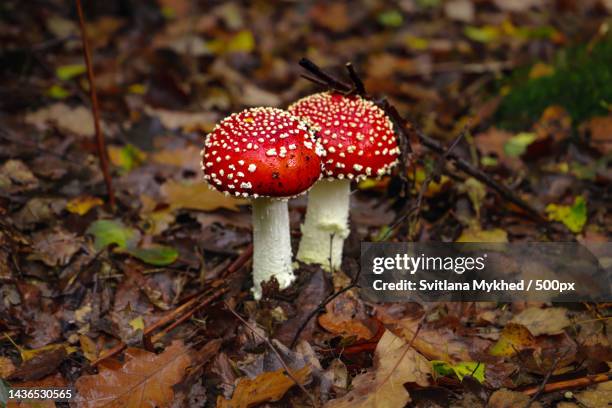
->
(297, 178, 350, 271)
(251, 197, 295, 300)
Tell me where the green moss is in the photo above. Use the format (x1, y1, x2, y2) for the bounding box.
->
(496, 39, 612, 130)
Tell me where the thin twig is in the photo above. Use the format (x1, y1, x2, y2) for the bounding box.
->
(413, 127, 544, 220)
(522, 372, 612, 396)
(380, 127, 468, 241)
(345, 62, 366, 96)
(298, 58, 352, 93)
(289, 268, 361, 349)
(297, 58, 545, 221)
(76, 0, 115, 209)
(225, 303, 319, 408)
(525, 349, 570, 407)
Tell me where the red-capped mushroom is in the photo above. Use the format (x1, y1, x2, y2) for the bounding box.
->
(288, 92, 399, 270)
(201, 107, 323, 299)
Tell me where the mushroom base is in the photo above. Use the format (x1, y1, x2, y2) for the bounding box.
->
(252, 197, 295, 299)
(296, 178, 350, 271)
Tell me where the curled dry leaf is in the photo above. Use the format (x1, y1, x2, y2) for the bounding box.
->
(74, 340, 191, 408)
(25, 103, 95, 138)
(376, 308, 478, 363)
(161, 180, 247, 212)
(318, 292, 375, 341)
(574, 380, 612, 407)
(216, 366, 311, 408)
(325, 330, 431, 408)
(29, 228, 83, 267)
(488, 389, 542, 408)
(510, 307, 570, 336)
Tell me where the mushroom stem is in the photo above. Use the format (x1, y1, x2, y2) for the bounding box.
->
(251, 197, 295, 299)
(297, 179, 350, 271)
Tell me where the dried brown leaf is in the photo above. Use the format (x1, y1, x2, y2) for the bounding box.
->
(74, 340, 192, 408)
(511, 307, 570, 336)
(325, 330, 431, 408)
(216, 366, 311, 408)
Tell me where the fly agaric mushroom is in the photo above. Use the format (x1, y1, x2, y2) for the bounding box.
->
(288, 92, 399, 271)
(201, 107, 323, 299)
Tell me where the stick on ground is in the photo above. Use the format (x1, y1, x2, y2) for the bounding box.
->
(76, 0, 115, 209)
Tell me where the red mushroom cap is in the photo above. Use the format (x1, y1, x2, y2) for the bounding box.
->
(201, 107, 323, 198)
(288, 92, 399, 180)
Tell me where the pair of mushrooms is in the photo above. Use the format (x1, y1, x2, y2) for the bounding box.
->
(201, 92, 399, 299)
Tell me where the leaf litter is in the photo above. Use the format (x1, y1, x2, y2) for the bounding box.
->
(0, 0, 610, 407)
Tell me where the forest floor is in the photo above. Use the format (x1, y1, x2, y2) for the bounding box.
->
(0, 0, 611, 407)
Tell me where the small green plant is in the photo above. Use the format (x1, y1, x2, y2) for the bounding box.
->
(496, 38, 612, 129)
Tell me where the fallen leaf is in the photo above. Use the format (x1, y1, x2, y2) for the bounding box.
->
(79, 335, 98, 362)
(489, 323, 536, 357)
(318, 292, 375, 341)
(29, 228, 83, 267)
(8, 346, 66, 382)
(325, 330, 431, 408)
(66, 196, 104, 216)
(582, 115, 612, 154)
(377, 10, 403, 27)
(161, 180, 247, 212)
(545, 196, 587, 233)
(376, 307, 480, 363)
(107, 144, 147, 173)
(7, 373, 66, 408)
(128, 245, 179, 266)
(86, 220, 177, 266)
(217, 366, 310, 408)
(86, 220, 139, 251)
(457, 227, 508, 243)
(504, 132, 537, 157)
(145, 106, 217, 132)
(13, 198, 66, 229)
(529, 62, 555, 79)
(310, 3, 353, 33)
(25, 103, 95, 137)
(432, 360, 485, 383)
(444, 0, 474, 23)
(0, 357, 15, 379)
(74, 340, 192, 408)
(488, 388, 542, 408)
(574, 380, 612, 407)
(511, 307, 570, 336)
(56, 64, 86, 81)
(0, 160, 39, 192)
(151, 144, 202, 173)
(459, 177, 486, 218)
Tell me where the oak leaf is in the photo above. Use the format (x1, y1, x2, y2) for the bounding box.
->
(217, 366, 310, 408)
(74, 340, 191, 408)
(325, 330, 431, 408)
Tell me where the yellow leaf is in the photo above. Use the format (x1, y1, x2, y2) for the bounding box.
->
(56, 64, 86, 80)
(489, 323, 535, 357)
(46, 84, 70, 99)
(66, 195, 104, 215)
(107, 144, 147, 172)
(127, 83, 147, 95)
(545, 196, 587, 233)
(79, 335, 98, 362)
(226, 30, 255, 53)
(529, 62, 555, 79)
(20, 344, 76, 362)
(129, 316, 145, 331)
(217, 366, 310, 408)
(161, 180, 247, 212)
